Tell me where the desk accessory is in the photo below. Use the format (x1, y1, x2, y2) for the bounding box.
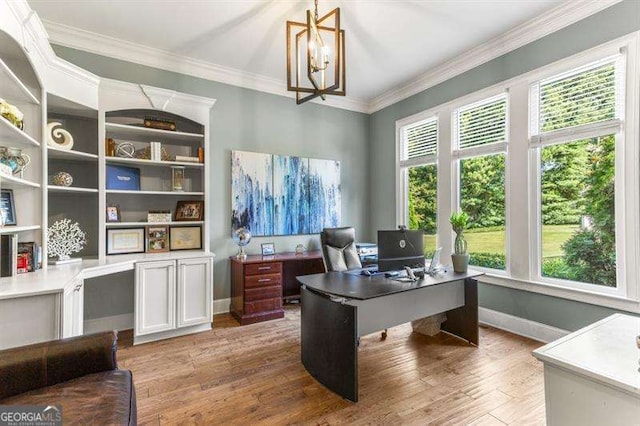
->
(261, 242, 275, 256)
(295, 244, 306, 254)
(47, 219, 86, 264)
(233, 227, 251, 259)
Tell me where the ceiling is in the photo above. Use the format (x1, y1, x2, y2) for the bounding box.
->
(29, 0, 580, 110)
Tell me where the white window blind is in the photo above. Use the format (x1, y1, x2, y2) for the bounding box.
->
(400, 117, 437, 166)
(530, 55, 623, 145)
(455, 94, 507, 151)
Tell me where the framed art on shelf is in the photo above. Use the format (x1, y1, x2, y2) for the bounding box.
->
(107, 228, 145, 255)
(175, 200, 204, 221)
(106, 205, 121, 222)
(0, 189, 16, 226)
(169, 226, 202, 250)
(146, 225, 169, 253)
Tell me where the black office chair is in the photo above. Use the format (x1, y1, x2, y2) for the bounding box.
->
(320, 227, 387, 340)
(320, 227, 362, 272)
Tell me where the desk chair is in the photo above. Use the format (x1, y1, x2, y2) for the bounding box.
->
(320, 227, 387, 340)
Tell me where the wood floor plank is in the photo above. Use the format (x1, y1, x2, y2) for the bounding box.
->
(116, 305, 546, 424)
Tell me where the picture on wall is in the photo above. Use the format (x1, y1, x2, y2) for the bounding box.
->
(308, 158, 341, 233)
(231, 150, 341, 237)
(231, 151, 274, 236)
(273, 155, 309, 235)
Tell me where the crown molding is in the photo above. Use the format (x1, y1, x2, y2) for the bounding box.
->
(40, 0, 622, 115)
(42, 20, 369, 113)
(367, 0, 624, 113)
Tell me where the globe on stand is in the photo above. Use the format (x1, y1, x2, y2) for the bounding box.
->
(233, 228, 252, 260)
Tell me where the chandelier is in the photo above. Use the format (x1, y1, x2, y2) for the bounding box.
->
(286, 0, 345, 104)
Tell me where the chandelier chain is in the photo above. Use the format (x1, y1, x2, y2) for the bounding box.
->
(314, 0, 319, 22)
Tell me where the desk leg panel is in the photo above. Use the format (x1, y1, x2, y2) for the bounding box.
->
(301, 287, 358, 402)
(441, 278, 479, 345)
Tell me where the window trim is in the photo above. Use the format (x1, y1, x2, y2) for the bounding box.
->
(394, 31, 640, 312)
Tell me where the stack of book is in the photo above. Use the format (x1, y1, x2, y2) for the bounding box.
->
(175, 155, 200, 163)
(0, 234, 42, 277)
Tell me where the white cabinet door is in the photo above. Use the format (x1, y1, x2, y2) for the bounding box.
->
(62, 279, 84, 338)
(177, 257, 213, 328)
(135, 260, 176, 336)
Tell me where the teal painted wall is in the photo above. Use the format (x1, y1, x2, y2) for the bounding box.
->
(368, 0, 640, 332)
(53, 45, 370, 315)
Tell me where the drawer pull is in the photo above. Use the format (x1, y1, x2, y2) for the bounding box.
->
(258, 278, 271, 283)
(258, 266, 271, 270)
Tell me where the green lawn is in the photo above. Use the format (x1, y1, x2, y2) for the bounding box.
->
(423, 224, 578, 258)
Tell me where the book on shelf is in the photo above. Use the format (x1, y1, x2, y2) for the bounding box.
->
(0, 234, 17, 277)
(175, 155, 200, 163)
(17, 242, 40, 274)
(150, 141, 162, 162)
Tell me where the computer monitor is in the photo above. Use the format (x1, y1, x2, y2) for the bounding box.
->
(377, 229, 425, 272)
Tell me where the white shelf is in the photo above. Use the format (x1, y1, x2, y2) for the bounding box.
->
(0, 174, 41, 189)
(0, 57, 40, 105)
(105, 156, 203, 168)
(105, 122, 204, 143)
(47, 146, 98, 161)
(0, 115, 40, 148)
(0, 225, 41, 234)
(48, 185, 98, 194)
(105, 221, 204, 228)
(106, 190, 204, 196)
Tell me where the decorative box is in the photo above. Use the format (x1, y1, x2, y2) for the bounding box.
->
(106, 165, 140, 190)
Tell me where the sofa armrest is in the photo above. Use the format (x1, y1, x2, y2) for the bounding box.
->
(0, 331, 118, 400)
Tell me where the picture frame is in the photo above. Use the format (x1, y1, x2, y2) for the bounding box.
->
(0, 189, 16, 226)
(106, 205, 121, 223)
(261, 242, 275, 256)
(175, 200, 204, 221)
(169, 226, 202, 251)
(146, 225, 169, 253)
(107, 228, 145, 255)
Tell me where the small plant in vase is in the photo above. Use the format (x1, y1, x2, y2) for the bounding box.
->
(450, 211, 470, 273)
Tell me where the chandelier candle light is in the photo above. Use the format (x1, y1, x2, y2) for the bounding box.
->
(286, 0, 345, 104)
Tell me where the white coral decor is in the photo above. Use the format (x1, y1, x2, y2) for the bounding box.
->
(47, 219, 86, 261)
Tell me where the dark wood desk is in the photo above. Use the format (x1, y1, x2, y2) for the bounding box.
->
(230, 251, 325, 325)
(297, 269, 483, 402)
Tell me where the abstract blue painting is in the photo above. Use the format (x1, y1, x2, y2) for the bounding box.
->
(231, 151, 274, 236)
(273, 155, 309, 235)
(308, 158, 341, 234)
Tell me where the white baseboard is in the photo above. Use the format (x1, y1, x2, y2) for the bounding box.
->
(213, 298, 231, 315)
(84, 313, 134, 334)
(479, 307, 569, 343)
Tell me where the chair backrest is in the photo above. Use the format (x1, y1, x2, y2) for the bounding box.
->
(320, 227, 362, 272)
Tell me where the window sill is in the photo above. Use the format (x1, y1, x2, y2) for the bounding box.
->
(478, 273, 640, 314)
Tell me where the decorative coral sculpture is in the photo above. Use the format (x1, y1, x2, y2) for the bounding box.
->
(47, 219, 86, 261)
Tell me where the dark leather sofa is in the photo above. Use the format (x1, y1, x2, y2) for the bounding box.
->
(0, 331, 136, 425)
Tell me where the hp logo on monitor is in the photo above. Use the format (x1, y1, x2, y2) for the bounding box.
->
(399, 239, 406, 248)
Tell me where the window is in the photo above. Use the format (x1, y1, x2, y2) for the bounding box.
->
(531, 56, 623, 290)
(454, 94, 508, 271)
(399, 116, 438, 256)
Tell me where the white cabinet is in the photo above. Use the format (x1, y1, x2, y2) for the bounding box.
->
(62, 279, 84, 338)
(135, 259, 176, 336)
(177, 257, 213, 327)
(135, 256, 213, 344)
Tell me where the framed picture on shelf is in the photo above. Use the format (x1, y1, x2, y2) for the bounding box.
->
(0, 189, 16, 226)
(169, 226, 202, 250)
(106, 205, 121, 222)
(175, 200, 204, 221)
(106, 165, 141, 191)
(146, 225, 169, 253)
(261, 243, 275, 256)
(107, 228, 145, 255)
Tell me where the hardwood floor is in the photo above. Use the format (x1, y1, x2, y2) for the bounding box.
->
(118, 306, 546, 425)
